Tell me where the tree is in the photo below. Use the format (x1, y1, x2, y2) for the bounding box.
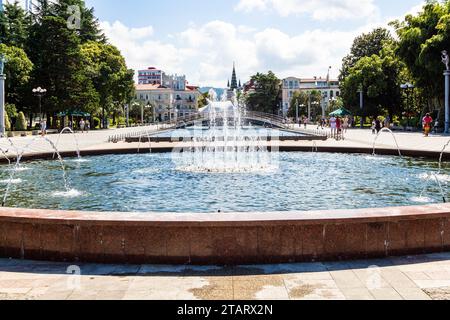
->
(245, 71, 281, 114)
(0, 44, 34, 107)
(340, 28, 393, 81)
(391, 0, 450, 109)
(340, 42, 405, 118)
(80, 41, 135, 128)
(27, 15, 97, 119)
(4, 112, 11, 131)
(0, 1, 31, 49)
(52, 0, 107, 43)
(288, 91, 308, 118)
(15, 111, 27, 131)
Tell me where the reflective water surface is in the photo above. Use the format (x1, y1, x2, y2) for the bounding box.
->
(1, 152, 449, 213)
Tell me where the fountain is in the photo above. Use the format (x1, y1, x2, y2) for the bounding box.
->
(372, 128, 402, 157)
(53, 127, 81, 160)
(2, 136, 73, 206)
(173, 89, 277, 173)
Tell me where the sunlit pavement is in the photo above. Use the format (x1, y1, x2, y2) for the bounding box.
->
(1, 125, 450, 158)
(2, 127, 450, 300)
(4, 253, 450, 300)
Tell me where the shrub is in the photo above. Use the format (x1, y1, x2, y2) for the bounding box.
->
(4, 112, 10, 131)
(15, 112, 27, 131)
(93, 117, 100, 129)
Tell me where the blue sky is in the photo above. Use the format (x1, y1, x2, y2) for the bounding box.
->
(84, 0, 425, 87)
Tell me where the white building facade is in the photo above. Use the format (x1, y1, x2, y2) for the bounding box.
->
(282, 77, 340, 118)
(135, 83, 201, 122)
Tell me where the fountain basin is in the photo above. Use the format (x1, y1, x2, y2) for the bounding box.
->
(1, 204, 450, 264)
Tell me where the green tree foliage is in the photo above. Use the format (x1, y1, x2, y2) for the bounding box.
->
(15, 111, 27, 131)
(0, 1, 30, 48)
(340, 42, 405, 118)
(288, 91, 308, 118)
(80, 41, 135, 127)
(391, 0, 450, 107)
(0, 0, 132, 128)
(0, 44, 33, 107)
(4, 112, 11, 131)
(245, 71, 281, 114)
(340, 28, 393, 81)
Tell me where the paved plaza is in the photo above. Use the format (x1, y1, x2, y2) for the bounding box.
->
(3, 253, 450, 300)
(1, 126, 450, 158)
(1, 127, 450, 300)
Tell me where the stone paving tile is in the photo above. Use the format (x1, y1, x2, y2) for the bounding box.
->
(1, 256, 450, 300)
(395, 287, 431, 300)
(283, 272, 333, 281)
(403, 272, 431, 281)
(380, 268, 419, 289)
(414, 280, 450, 289)
(424, 271, 450, 280)
(339, 288, 374, 300)
(422, 287, 450, 300)
(370, 288, 403, 300)
(329, 270, 366, 289)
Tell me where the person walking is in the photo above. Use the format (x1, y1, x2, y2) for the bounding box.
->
(384, 116, 391, 129)
(79, 118, 85, 133)
(40, 120, 47, 136)
(303, 116, 308, 129)
(371, 118, 376, 134)
(375, 117, 382, 134)
(330, 115, 337, 137)
(343, 116, 349, 133)
(336, 117, 342, 140)
(422, 113, 433, 137)
(86, 119, 90, 132)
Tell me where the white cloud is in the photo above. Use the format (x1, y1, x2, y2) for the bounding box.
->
(234, 0, 379, 21)
(98, 2, 425, 87)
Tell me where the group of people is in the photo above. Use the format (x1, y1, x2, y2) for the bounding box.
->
(371, 117, 390, 135)
(39, 118, 91, 135)
(66, 119, 90, 133)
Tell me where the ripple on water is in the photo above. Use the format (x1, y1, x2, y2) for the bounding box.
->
(418, 173, 450, 183)
(52, 189, 83, 198)
(410, 196, 434, 203)
(0, 178, 22, 184)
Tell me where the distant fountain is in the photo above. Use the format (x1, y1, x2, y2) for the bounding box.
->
(173, 89, 277, 173)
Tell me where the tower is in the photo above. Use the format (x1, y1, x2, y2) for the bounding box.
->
(230, 62, 238, 90)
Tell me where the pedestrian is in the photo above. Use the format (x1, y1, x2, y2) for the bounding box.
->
(40, 120, 47, 136)
(375, 117, 382, 134)
(79, 118, 85, 133)
(371, 118, 376, 134)
(343, 116, 349, 133)
(86, 119, 90, 132)
(330, 115, 337, 137)
(422, 113, 433, 137)
(303, 116, 308, 129)
(384, 116, 391, 129)
(336, 117, 342, 139)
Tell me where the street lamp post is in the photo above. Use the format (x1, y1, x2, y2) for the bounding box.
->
(32, 86, 47, 123)
(0, 54, 6, 136)
(357, 85, 364, 129)
(296, 100, 299, 125)
(442, 50, 450, 134)
(401, 83, 415, 128)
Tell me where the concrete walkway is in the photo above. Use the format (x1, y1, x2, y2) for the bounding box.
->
(1, 126, 449, 159)
(3, 253, 450, 300)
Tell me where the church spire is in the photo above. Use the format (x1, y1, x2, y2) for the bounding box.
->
(230, 62, 238, 90)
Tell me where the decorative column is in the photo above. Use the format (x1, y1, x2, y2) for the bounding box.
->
(445, 69, 450, 134)
(0, 73, 5, 136)
(0, 54, 6, 136)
